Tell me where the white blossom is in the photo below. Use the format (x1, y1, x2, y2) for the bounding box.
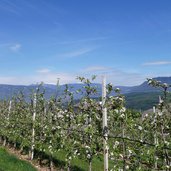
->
(120, 107, 126, 113)
(128, 149, 132, 154)
(138, 126, 142, 131)
(126, 165, 129, 169)
(120, 113, 125, 118)
(158, 112, 163, 116)
(87, 154, 91, 159)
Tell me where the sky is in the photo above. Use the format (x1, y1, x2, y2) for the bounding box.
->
(0, 0, 171, 86)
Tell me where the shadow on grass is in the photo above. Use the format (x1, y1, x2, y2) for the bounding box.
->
(34, 149, 85, 171)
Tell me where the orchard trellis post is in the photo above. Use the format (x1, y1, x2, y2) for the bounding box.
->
(102, 76, 108, 171)
(7, 100, 12, 146)
(153, 106, 158, 170)
(3, 100, 12, 146)
(8, 100, 12, 120)
(31, 93, 36, 160)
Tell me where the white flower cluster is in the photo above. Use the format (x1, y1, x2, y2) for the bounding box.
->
(85, 145, 91, 159)
(120, 107, 126, 118)
(163, 83, 169, 88)
(113, 141, 119, 149)
(138, 125, 142, 131)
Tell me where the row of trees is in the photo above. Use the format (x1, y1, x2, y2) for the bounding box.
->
(0, 76, 171, 171)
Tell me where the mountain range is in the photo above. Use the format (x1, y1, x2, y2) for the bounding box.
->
(0, 76, 171, 110)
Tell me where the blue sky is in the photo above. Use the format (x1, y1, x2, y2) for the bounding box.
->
(0, 0, 171, 86)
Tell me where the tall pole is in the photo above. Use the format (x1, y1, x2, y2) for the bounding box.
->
(31, 93, 36, 160)
(3, 100, 12, 146)
(102, 76, 108, 171)
(8, 100, 12, 120)
(153, 106, 158, 169)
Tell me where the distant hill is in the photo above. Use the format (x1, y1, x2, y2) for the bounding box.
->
(123, 76, 171, 110)
(0, 83, 102, 100)
(125, 92, 162, 111)
(129, 76, 171, 93)
(0, 76, 171, 110)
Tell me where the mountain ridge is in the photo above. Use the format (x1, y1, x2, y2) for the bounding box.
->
(0, 76, 170, 100)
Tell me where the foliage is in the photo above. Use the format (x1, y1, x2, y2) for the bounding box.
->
(0, 77, 171, 170)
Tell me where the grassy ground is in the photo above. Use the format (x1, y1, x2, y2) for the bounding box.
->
(53, 151, 107, 171)
(0, 145, 112, 171)
(0, 147, 37, 171)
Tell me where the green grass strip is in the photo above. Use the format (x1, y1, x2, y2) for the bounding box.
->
(0, 147, 37, 171)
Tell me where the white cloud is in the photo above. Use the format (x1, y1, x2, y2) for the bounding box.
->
(32, 72, 76, 85)
(0, 43, 21, 52)
(143, 61, 171, 66)
(0, 76, 18, 84)
(0, 1, 20, 15)
(36, 68, 51, 74)
(91, 70, 145, 86)
(60, 48, 94, 58)
(84, 66, 111, 72)
(58, 36, 108, 45)
(10, 43, 21, 52)
(0, 72, 77, 85)
(0, 68, 150, 86)
(0, 43, 11, 47)
(79, 66, 146, 86)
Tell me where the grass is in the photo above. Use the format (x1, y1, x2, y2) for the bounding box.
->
(0, 147, 37, 171)
(53, 150, 114, 171)
(0, 145, 112, 171)
(54, 150, 103, 171)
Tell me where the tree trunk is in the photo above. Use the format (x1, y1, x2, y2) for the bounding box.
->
(3, 137, 6, 146)
(14, 142, 17, 148)
(67, 161, 71, 171)
(89, 160, 92, 171)
(49, 155, 53, 171)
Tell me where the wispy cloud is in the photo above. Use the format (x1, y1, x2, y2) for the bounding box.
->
(0, 42, 22, 52)
(84, 66, 112, 72)
(34, 72, 76, 85)
(0, 72, 76, 85)
(60, 48, 94, 58)
(0, 43, 11, 47)
(0, 68, 147, 86)
(95, 69, 145, 86)
(10, 43, 21, 52)
(0, 0, 20, 15)
(0, 76, 17, 84)
(143, 61, 171, 66)
(58, 36, 108, 45)
(80, 66, 146, 86)
(36, 68, 51, 74)
(107, 70, 145, 86)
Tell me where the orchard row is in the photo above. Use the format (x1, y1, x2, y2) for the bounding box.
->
(0, 76, 171, 171)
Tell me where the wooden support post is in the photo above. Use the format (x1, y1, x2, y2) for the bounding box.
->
(3, 100, 12, 146)
(31, 93, 36, 160)
(153, 106, 158, 169)
(102, 76, 108, 171)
